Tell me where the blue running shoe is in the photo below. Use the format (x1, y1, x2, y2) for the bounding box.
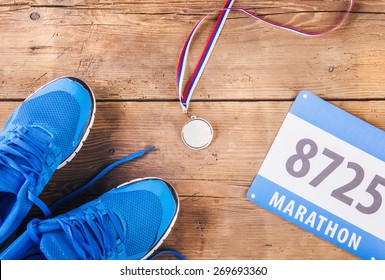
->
(0, 77, 95, 245)
(0, 178, 179, 260)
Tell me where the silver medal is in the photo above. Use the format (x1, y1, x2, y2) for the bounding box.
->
(181, 116, 213, 150)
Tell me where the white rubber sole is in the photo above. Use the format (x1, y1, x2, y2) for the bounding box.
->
(57, 103, 95, 169)
(116, 177, 180, 260)
(24, 76, 96, 170)
(58, 77, 96, 169)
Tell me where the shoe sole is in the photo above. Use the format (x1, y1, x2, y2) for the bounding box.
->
(116, 177, 180, 260)
(25, 76, 96, 170)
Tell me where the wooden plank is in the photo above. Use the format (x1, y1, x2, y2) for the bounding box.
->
(0, 1, 377, 14)
(3, 100, 385, 195)
(0, 0, 382, 260)
(0, 1, 384, 100)
(1, 100, 382, 259)
(164, 197, 356, 259)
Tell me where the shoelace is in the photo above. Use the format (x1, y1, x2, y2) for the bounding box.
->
(0, 126, 56, 183)
(0, 125, 59, 217)
(27, 206, 125, 260)
(147, 250, 186, 260)
(23, 146, 154, 259)
(49, 146, 156, 213)
(24, 146, 185, 260)
(3, 146, 155, 219)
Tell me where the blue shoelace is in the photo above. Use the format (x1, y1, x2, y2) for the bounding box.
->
(24, 145, 185, 260)
(25, 147, 154, 260)
(27, 206, 125, 260)
(147, 250, 186, 260)
(0, 125, 60, 217)
(0, 126, 57, 183)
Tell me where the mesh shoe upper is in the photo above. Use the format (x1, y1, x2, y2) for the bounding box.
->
(10, 91, 81, 159)
(0, 179, 179, 260)
(39, 191, 163, 259)
(0, 77, 95, 246)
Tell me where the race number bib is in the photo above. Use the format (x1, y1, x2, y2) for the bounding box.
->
(248, 91, 385, 259)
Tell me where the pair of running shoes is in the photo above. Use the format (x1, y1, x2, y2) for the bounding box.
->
(0, 77, 179, 260)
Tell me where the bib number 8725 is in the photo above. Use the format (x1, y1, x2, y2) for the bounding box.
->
(285, 138, 385, 215)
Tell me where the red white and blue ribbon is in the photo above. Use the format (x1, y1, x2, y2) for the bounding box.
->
(177, 0, 354, 112)
(177, 0, 235, 112)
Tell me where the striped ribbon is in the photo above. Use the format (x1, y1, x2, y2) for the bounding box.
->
(177, 0, 354, 112)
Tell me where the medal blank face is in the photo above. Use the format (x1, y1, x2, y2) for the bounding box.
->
(181, 117, 213, 150)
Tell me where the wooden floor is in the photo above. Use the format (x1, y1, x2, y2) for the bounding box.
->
(1, 0, 384, 259)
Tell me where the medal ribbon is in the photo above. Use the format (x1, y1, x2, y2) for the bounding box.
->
(177, 0, 354, 112)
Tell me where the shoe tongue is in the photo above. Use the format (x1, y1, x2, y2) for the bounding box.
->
(0, 165, 25, 195)
(40, 231, 81, 260)
(29, 125, 55, 140)
(0, 125, 54, 195)
(39, 215, 119, 260)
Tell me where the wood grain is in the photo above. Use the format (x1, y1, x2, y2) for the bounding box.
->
(2, 100, 383, 259)
(0, 0, 383, 260)
(0, 1, 384, 101)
